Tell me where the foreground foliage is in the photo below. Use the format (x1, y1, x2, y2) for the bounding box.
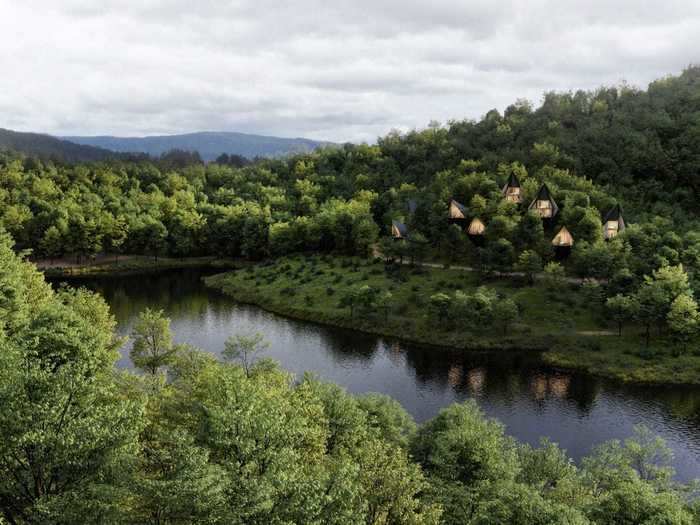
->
(2, 228, 700, 524)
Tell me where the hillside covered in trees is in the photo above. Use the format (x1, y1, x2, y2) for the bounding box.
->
(0, 128, 115, 163)
(2, 68, 700, 370)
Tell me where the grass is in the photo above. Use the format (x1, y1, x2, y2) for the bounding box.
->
(204, 254, 700, 386)
(41, 255, 240, 277)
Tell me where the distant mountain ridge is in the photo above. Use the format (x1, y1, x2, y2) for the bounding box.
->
(0, 128, 114, 162)
(62, 131, 333, 161)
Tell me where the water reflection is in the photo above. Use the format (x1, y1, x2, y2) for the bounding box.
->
(52, 269, 700, 482)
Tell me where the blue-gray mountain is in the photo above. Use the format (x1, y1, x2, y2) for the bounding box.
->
(63, 131, 334, 161)
(0, 128, 113, 162)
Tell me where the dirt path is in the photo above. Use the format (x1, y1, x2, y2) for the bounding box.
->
(375, 250, 592, 285)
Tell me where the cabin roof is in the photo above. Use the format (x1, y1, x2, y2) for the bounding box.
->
(603, 204, 623, 223)
(450, 199, 467, 214)
(467, 217, 486, 236)
(392, 220, 409, 238)
(450, 199, 467, 215)
(552, 226, 574, 246)
(528, 183, 559, 216)
(535, 183, 553, 201)
(503, 172, 521, 189)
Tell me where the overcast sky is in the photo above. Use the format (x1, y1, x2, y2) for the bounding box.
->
(1, 1, 698, 143)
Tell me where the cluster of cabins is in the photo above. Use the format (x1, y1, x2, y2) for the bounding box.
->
(391, 173, 626, 257)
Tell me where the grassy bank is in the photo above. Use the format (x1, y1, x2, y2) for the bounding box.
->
(39, 255, 241, 277)
(204, 254, 700, 385)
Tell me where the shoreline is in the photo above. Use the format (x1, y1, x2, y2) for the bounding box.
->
(203, 269, 700, 387)
(38, 254, 700, 388)
(37, 255, 243, 278)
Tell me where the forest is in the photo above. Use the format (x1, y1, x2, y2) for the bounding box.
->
(2, 68, 700, 367)
(2, 67, 700, 522)
(2, 230, 700, 524)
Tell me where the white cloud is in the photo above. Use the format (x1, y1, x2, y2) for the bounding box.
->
(0, 0, 698, 142)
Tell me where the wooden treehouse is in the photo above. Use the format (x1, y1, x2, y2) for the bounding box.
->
(448, 199, 468, 224)
(551, 226, 574, 259)
(391, 220, 409, 240)
(603, 204, 625, 240)
(528, 184, 559, 220)
(467, 217, 486, 246)
(502, 173, 523, 203)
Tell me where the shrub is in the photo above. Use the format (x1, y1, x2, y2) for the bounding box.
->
(637, 347, 657, 360)
(581, 339, 603, 352)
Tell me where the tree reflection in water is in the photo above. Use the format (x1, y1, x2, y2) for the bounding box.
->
(52, 268, 700, 482)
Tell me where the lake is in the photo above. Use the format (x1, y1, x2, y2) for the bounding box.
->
(56, 268, 700, 482)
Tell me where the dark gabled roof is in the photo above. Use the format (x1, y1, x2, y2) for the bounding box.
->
(392, 220, 409, 238)
(528, 183, 559, 217)
(504, 172, 521, 189)
(407, 199, 418, 214)
(450, 199, 467, 214)
(535, 183, 553, 201)
(603, 204, 623, 223)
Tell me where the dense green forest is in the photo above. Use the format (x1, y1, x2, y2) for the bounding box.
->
(2, 67, 700, 522)
(2, 67, 700, 360)
(2, 230, 700, 524)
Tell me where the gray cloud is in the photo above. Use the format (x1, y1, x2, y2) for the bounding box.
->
(0, 0, 698, 143)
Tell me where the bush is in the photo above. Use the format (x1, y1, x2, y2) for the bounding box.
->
(581, 339, 603, 352)
(637, 347, 657, 360)
(326, 287, 335, 296)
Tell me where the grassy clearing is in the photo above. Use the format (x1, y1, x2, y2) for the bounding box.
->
(40, 255, 240, 277)
(205, 254, 700, 385)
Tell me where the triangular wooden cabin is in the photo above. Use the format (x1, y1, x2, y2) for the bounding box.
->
(528, 183, 559, 220)
(551, 226, 574, 259)
(448, 199, 468, 224)
(602, 204, 625, 240)
(502, 173, 523, 204)
(391, 220, 409, 240)
(467, 217, 486, 246)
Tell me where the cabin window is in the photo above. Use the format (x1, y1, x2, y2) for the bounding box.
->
(536, 200, 552, 217)
(505, 187, 521, 202)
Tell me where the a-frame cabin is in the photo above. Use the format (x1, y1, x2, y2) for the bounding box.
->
(467, 217, 486, 245)
(551, 226, 573, 259)
(448, 199, 468, 224)
(502, 173, 523, 204)
(391, 220, 409, 240)
(528, 184, 559, 219)
(602, 204, 625, 240)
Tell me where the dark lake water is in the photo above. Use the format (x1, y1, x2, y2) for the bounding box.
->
(55, 268, 700, 482)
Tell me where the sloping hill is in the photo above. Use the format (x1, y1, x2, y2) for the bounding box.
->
(0, 128, 114, 162)
(63, 131, 333, 161)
